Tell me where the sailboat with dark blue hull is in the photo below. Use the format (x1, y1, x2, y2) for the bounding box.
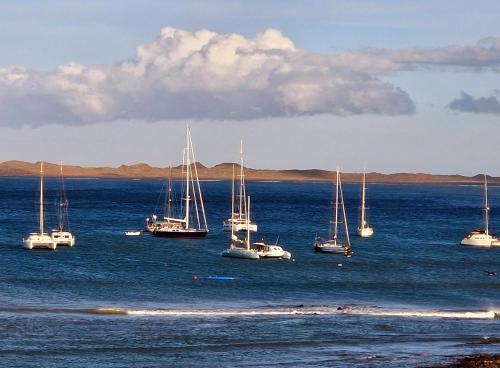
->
(153, 128, 208, 239)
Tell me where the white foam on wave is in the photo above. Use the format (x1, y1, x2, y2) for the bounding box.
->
(92, 306, 500, 320)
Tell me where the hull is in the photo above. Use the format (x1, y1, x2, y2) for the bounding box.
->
(314, 243, 353, 256)
(153, 228, 208, 239)
(253, 243, 292, 259)
(221, 247, 259, 260)
(490, 240, 500, 247)
(223, 220, 257, 232)
(357, 226, 374, 238)
(23, 234, 56, 250)
(460, 232, 495, 247)
(51, 231, 75, 246)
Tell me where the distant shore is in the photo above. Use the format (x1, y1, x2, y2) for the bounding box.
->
(0, 160, 497, 185)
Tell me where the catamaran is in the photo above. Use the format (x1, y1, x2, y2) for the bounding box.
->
(51, 164, 75, 247)
(222, 167, 259, 259)
(314, 167, 353, 256)
(461, 174, 497, 247)
(223, 140, 258, 232)
(356, 171, 374, 237)
(152, 128, 209, 238)
(23, 162, 57, 250)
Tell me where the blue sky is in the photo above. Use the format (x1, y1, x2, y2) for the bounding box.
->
(0, 0, 500, 175)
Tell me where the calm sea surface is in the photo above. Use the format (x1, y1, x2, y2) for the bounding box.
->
(0, 178, 498, 367)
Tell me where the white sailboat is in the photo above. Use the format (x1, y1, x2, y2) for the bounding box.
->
(23, 162, 57, 250)
(145, 167, 174, 233)
(314, 167, 353, 256)
(153, 128, 209, 238)
(356, 171, 374, 238)
(51, 164, 75, 246)
(223, 140, 258, 232)
(461, 174, 497, 247)
(222, 166, 259, 259)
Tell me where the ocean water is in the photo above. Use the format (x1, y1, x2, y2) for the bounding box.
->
(0, 178, 498, 367)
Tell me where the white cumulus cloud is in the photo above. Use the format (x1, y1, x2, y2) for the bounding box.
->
(0, 27, 419, 127)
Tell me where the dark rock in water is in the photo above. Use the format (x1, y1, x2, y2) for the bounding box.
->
(420, 355, 500, 367)
(337, 306, 343, 311)
(295, 304, 304, 308)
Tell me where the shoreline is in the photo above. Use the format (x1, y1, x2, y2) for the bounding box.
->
(0, 160, 497, 185)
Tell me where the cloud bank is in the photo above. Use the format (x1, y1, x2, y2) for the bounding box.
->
(449, 91, 500, 114)
(1, 27, 500, 126)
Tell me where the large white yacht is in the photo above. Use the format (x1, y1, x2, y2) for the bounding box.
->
(23, 162, 57, 250)
(460, 175, 497, 247)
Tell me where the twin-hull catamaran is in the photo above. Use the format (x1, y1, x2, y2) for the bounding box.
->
(461, 174, 497, 247)
(23, 162, 56, 250)
(314, 168, 353, 256)
(51, 164, 75, 246)
(223, 140, 258, 232)
(152, 128, 209, 238)
(356, 171, 374, 238)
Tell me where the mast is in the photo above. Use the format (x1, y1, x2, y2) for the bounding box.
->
(360, 171, 366, 228)
(239, 139, 244, 219)
(39, 162, 44, 234)
(190, 130, 208, 230)
(184, 128, 191, 230)
(246, 196, 251, 250)
(339, 171, 351, 247)
(484, 174, 489, 236)
(166, 167, 172, 220)
(231, 165, 235, 246)
(333, 167, 339, 244)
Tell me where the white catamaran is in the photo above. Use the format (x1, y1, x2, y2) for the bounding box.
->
(152, 128, 209, 238)
(461, 174, 497, 247)
(356, 171, 374, 238)
(314, 167, 353, 256)
(23, 162, 57, 250)
(51, 164, 75, 246)
(222, 166, 260, 259)
(223, 140, 258, 232)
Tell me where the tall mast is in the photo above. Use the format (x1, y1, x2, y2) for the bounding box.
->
(360, 171, 366, 228)
(166, 167, 172, 220)
(339, 171, 351, 247)
(333, 167, 339, 244)
(231, 165, 235, 244)
(239, 139, 244, 219)
(246, 196, 251, 250)
(39, 162, 44, 234)
(184, 128, 191, 229)
(484, 174, 489, 236)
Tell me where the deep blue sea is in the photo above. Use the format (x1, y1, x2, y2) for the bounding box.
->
(0, 178, 499, 367)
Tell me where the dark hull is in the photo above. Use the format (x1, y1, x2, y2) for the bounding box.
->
(152, 229, 208, 239)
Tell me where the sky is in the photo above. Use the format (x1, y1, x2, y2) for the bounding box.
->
(0, 0, 500, 175)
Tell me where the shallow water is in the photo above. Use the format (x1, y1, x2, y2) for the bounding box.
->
(0, 178, 498, 367)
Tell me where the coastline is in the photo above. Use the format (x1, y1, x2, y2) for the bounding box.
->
(0, 160, 497, 185)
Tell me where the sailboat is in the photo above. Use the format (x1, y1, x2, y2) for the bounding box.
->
(356, 171, 374, 237)
(222, 166, 259, 259)
(152, 128, 209, 238)
(145, 167, 174, 233)
(223, 140, 258, 232)
(51, 164, 75, 246)
(461, 174, 497, 247)
(23, 162, 57, 250)
(314, 167, 353, 256)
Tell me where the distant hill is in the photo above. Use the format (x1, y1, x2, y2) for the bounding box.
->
(0, 160, 495, 184)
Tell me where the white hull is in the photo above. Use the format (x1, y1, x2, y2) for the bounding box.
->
(23, 233, 56, 250)
(223, 219, 258, 232)
(125, 231, 141, 236)
(51, 230, 75, 246)
(253, 242, 292, 259)
(460, 232, 495, 247)
(314, 239, 353, 256)
(491, 240, 500, 247)
(221, 247, 259, 260)
(357, 226, 374, 238)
